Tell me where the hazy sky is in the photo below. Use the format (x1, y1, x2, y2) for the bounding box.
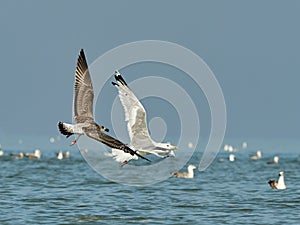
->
(0, 0, 299, 141)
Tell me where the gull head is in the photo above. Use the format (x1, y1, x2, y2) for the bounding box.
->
(279, 171, 284, 177)
(158, 142, 178, 150)
(188, 165, 197, 170)
(100, 125, 109, 132)
(257, 150, 262, 158)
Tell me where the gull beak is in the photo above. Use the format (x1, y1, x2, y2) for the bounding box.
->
(173, 145, 178, 150)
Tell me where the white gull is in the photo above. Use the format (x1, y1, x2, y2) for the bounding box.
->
(172, 165, 196, 178)
(110, 71, 178, 165)
(25, 149, 41, 159)
(57, 151, 63, 160)
(268, 171, 286, 190)
(267, 156, 279, 164)
(249, 150, 262, 160)
(10, 152, 24, 159)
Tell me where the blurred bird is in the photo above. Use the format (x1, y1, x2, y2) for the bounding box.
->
(268, 171, 286, 190)
(229, 153, 235, 162)
(25, 149, 41, 159)
(63, 150, 70, 158)
(173, 165, 197, 178)
(10, 152, 24, 159)
(267, 156, 279, 164)
(57, 151, 63, 160)
(249, 150, 262, 160)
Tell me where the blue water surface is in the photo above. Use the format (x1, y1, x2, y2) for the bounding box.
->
(0, 139, 299, 224)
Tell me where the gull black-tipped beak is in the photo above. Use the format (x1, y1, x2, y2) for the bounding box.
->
(104, 128, 109, 132)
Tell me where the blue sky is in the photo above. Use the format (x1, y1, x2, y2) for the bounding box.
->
(0, 0, 299, 141)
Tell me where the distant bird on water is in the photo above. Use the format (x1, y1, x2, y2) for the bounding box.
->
(267, 156, 279, 164)
(57, 151, 63, 160)
(56, 150, 70, 160)
(63, 150, 70, 158)
(25, 149, 41, 159)
(249, 150, 262, 160)
(229, 153, 235, 162)
(10, 152, 24, 159)
(173, 165, 197, 178)
(57, 49, 149, 162)
(268, 171, 286, 190)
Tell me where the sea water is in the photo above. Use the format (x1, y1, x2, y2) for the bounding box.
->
(0, 138, 299, 224)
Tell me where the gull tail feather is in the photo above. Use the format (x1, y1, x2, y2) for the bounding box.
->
(58, 122, 74, 138)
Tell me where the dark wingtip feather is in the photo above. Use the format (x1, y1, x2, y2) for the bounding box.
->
(123, 145, 150, 162)
(112, 81, 119, 86)
(114, 71, 127, 86)
(75, 49, 88, 76)
(268, 180, 272, 185)
(134, 151, 151, 162)
(79, 49, 86, 62)
(58, 122, 73, 138)
(268, 180, 276, 189)
(138, 154, 151, 162)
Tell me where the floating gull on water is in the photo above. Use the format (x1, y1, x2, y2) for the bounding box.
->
(267, 156, 279, 164)
(0, 149, 3, 157)
(10, 152, 24, 159)
(268, 171, 286, 190)
(56, 150, 70, 160)
(111, 71, 178, 165)
(229, 153, 235, 162)
(63, 150, 70, 158)
(249, 150, 262, 160)
(58, 49, 149, 162)
(224, 144, 236, 152)
(172, 165, 197, 178)
(57, 151, 63, 160)
(223, 144, 230, 151)
(25, 149, 41, 159)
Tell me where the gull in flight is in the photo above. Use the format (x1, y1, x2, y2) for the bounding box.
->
(172, 165, 197, 178)
(58, 49, 149, 161)
(268, 171, 286, 190)
(110, 71, 178, 165)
